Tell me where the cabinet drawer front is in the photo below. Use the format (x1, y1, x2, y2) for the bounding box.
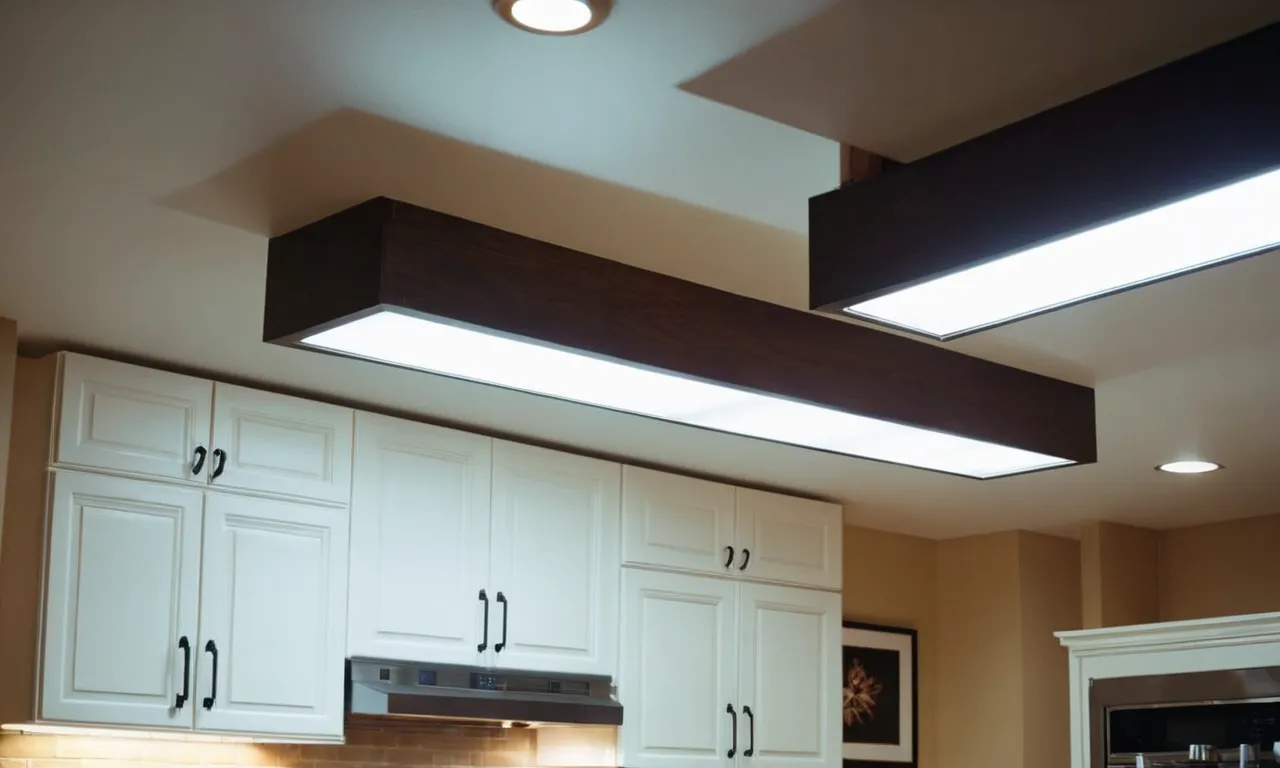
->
(195, 495, 348, 738)
(347, 413, 492, 665)
(210, 384, 353, 503)
(619, 569, 738, 768)
(42, 471, 203, 729)
(490, 441, 620, 676)
(736, 489, 842, 590)
(56, 354, 212, 482)
(622, 466, 737, 575)
(737, 584, 841, 768)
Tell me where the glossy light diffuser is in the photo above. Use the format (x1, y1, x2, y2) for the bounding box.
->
(844, 168, 1280, 338)
(304, 310, 1069, 478)
(264, 198, 1097, 478)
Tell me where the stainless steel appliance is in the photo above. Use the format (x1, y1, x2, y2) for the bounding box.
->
(346, 659, 623, 727)
(1094, 666, 1280, 768)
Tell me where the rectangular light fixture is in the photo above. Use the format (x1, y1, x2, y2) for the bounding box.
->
(844, 167, 1280, 338)
(265, 198, 1096, 478)
(811, 22, 1280, 340)
(304, 310, 1068, 478)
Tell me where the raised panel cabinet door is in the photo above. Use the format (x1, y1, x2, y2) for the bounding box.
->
(194, 494, 348, 738)
(735, 489, 842, 590)
(209, 384, 353, 503)
(489, 441, 620, 675)
(619, 569, 738, 768)
(347, 413, 492, 665)
(622, 466, 737, 575)
(737, 584, 841, 768)
(55, 353, 213, 482)
(42, 471, 203, 729)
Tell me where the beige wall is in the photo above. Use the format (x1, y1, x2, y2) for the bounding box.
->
(0, 356, 56, 724)
(1080, 521, 1159, 628)
(936, 532, 1026, 768)
(1019, 533, 1082, 768)
(0, 318, 16, 561)
(1159, 513, 1280, 621)
(842, 525, 937, 768)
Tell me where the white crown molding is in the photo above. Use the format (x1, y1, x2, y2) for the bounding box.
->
(1056, 611, 1280, 657)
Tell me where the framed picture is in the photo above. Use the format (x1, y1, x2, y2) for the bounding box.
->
(841, 621, 918, 768)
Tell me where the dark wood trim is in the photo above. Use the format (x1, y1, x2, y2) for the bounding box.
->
(841, 621, 919, 768)
(811, 22, 1280, 322)
(840, 146, 899, 185)
(266, 197, 1096, 466)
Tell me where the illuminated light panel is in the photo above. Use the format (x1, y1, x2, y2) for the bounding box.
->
(303, 310, 1071, 478)
(844, 168, 1280, 339)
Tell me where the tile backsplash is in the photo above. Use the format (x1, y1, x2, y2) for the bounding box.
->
(0, 718, 539, 768)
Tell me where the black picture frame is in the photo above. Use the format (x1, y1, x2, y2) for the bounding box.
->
(841, 620, 919, 768)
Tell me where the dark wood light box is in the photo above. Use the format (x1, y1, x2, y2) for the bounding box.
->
(810, 22, 1280, 337)
(264, 198, 1097, 471)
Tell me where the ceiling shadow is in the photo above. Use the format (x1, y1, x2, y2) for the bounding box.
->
(159, 108, 810, 309)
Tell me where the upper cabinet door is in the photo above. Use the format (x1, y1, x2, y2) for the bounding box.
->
(347, 413, 492, 665)
(209, 384, 353, 504)
(42, 471, 203, 730)
(489, 441, 621, 676)
(735, 490, 843, 590)
(622, 466, 737, 576)
(737, 583, 841, 768)
(619, 569, 739, 768)
(56, 354, 213, 482)
(195, 494, 348, 738)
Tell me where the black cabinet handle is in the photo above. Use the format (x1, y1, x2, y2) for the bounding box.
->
(726, 703, 738, 758)
(191, 447, 207, 476)
(210, 449, 227, 480)
(202, 640, 218, 710)
(743, 705, 755, 757)
(495, 592, 509, 653)
(478, 589, 490, 652)
(175, 636, 191, 709)
(739, 548, 751, 571)
(724, 545, 735, 569)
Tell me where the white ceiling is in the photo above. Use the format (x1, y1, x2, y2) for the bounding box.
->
(2, 0, 1279, 539)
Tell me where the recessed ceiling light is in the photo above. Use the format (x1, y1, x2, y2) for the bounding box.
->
(493, 0, 612, 35)
(1157, 460, 1223, 475)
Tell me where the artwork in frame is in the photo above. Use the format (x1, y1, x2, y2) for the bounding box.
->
(842, 621, 918, 768)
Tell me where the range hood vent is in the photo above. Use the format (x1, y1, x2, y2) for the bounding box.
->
(346, 659, 622, 727)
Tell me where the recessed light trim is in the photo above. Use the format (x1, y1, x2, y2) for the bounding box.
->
(303, 310, 1071, 479)
(493, 0, 612, 36)
(1157, 460, 1223, 475)
(842, 168, 1280, 339)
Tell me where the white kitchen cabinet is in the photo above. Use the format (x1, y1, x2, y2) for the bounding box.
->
(41, 471, 203, 729)
(347, 413, 492, 665)
(489, 441, 620, 675)
(194, 494, 348, 737)
(619, 569, 739, 768)
(619, 572, 841, 768)
(622, 466, 736, 575)
(735, 490, 842, 591)
(737, 583, 841, 768)
(209, 384, 353, 504)
(620, 467, 842, 590)
(55, 353, 213, 483)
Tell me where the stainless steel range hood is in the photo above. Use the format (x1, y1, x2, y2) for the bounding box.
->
(346, 659, 623, 727)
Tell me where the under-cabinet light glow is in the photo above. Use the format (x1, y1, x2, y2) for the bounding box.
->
(302, 311, 1071, 478)
(844, 168, 1280, 339)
